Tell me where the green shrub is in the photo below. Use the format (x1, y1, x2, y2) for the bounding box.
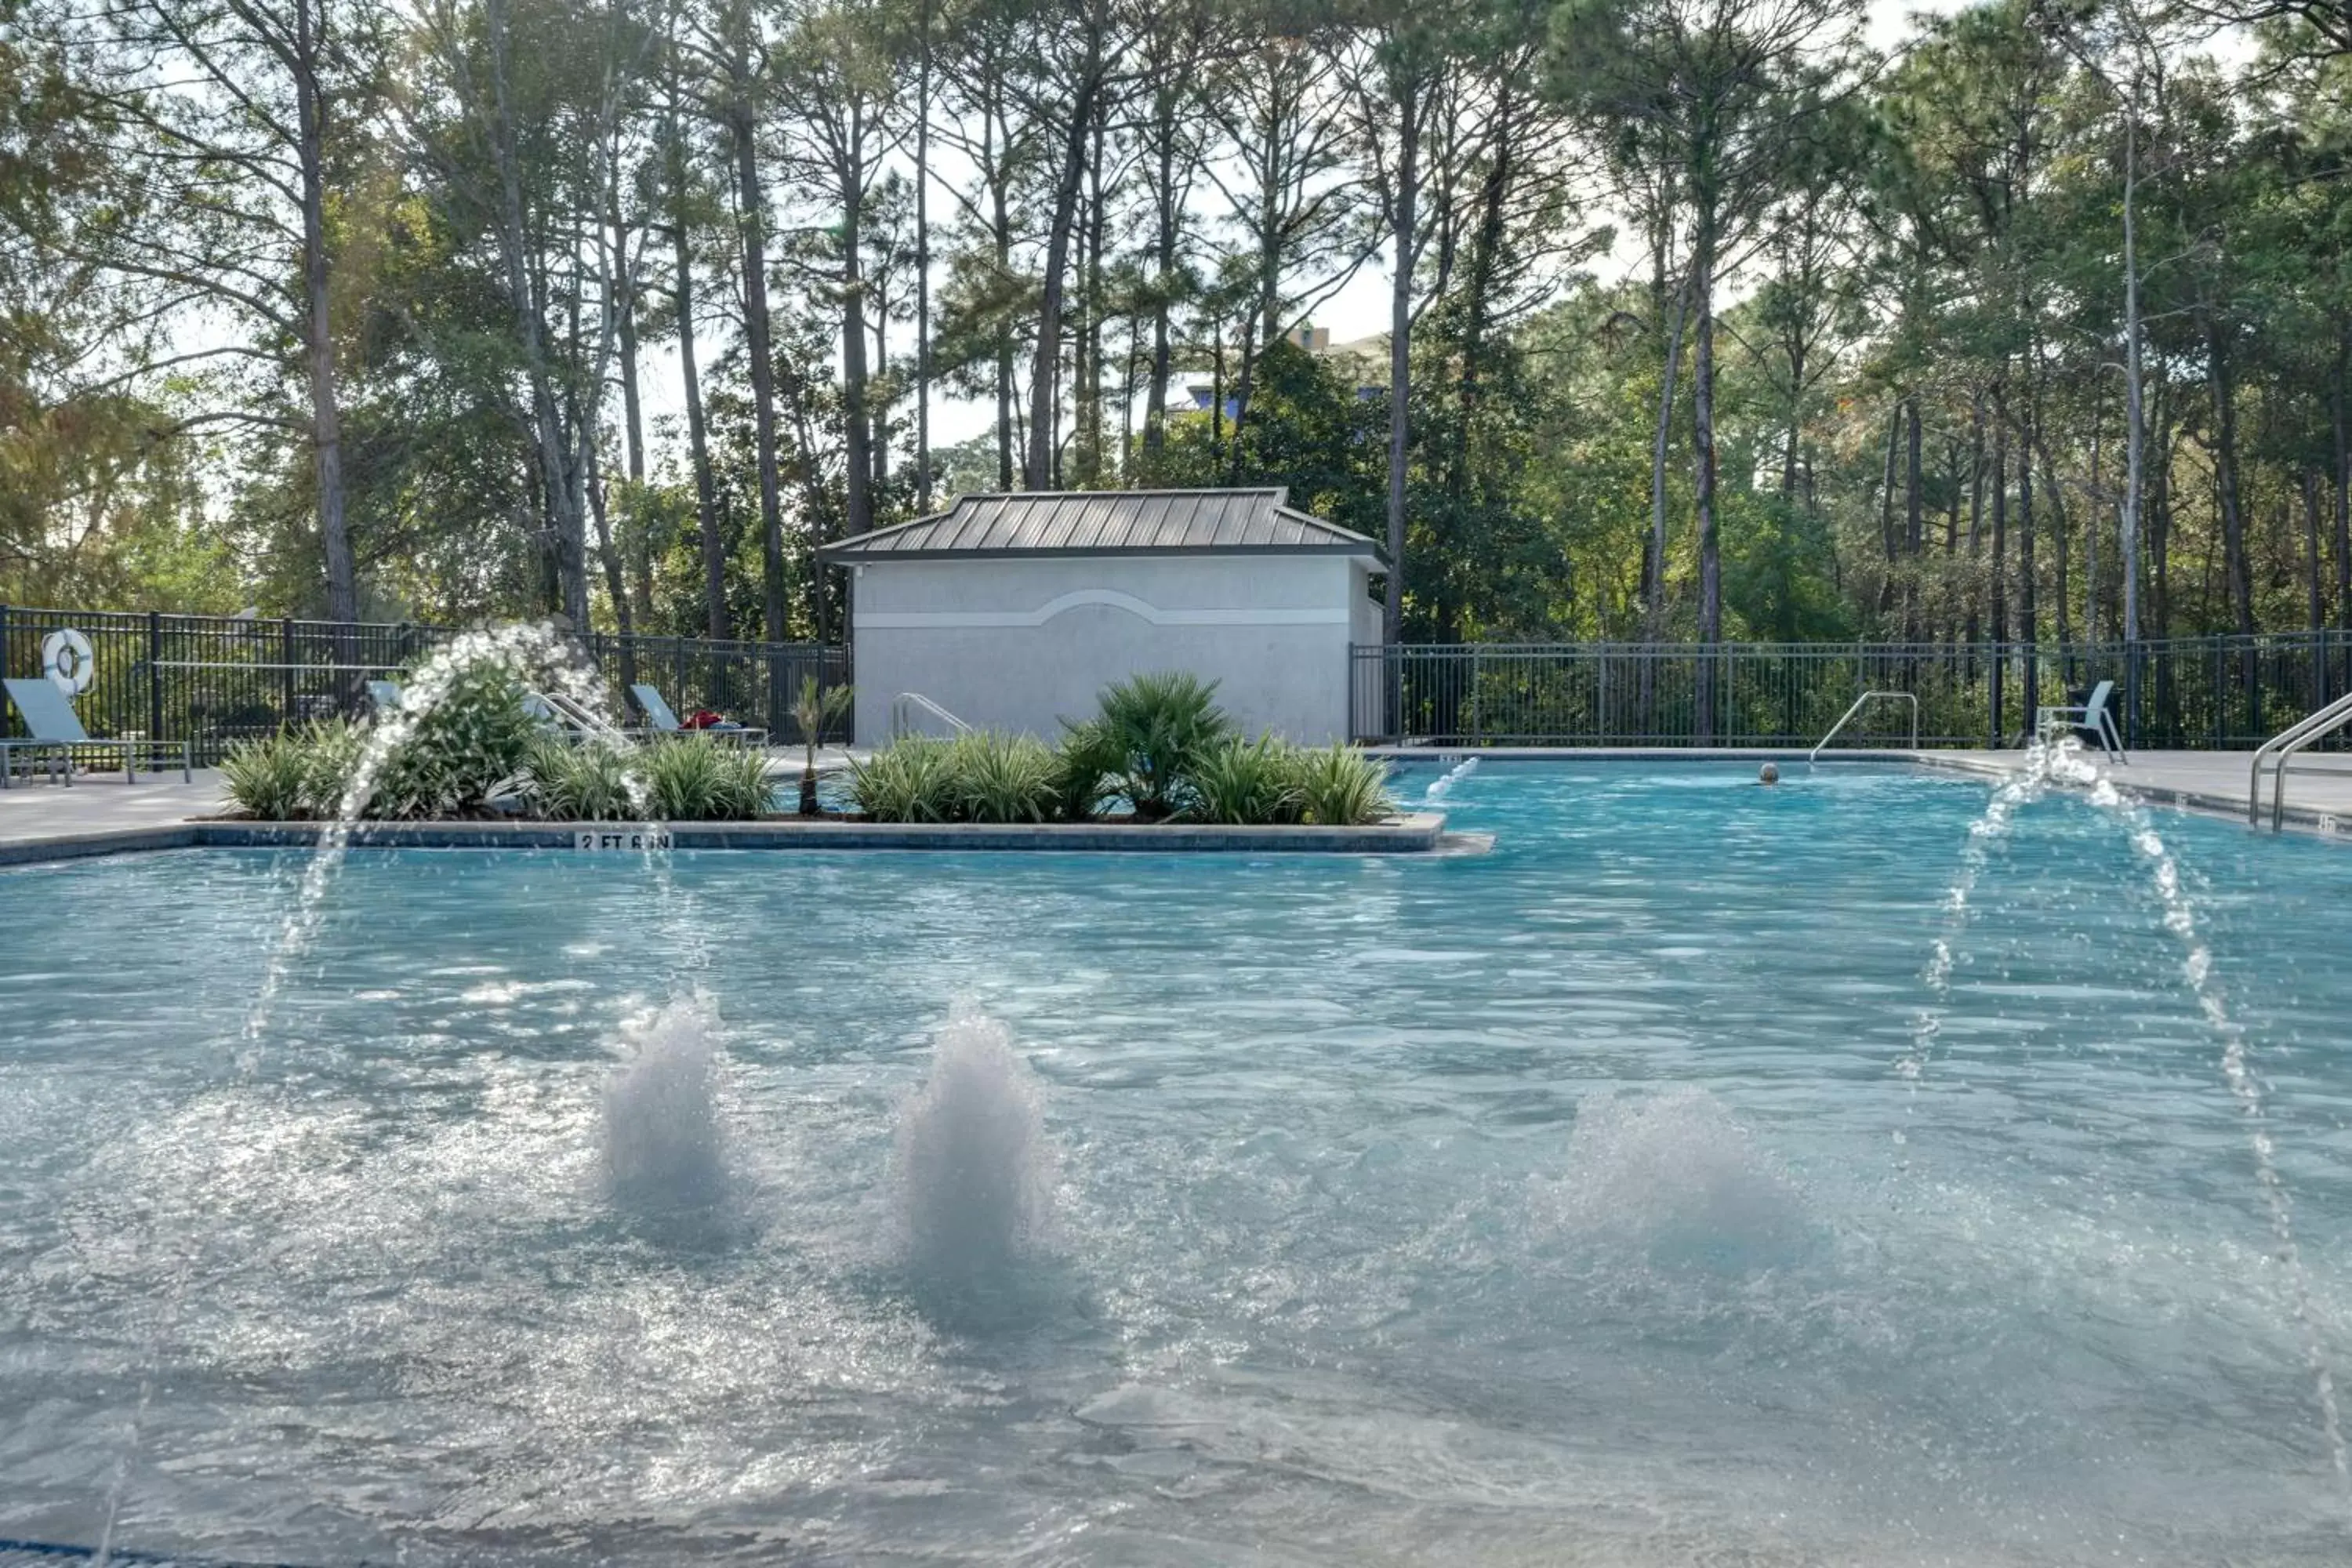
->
(297, 718, 365, 817)
(948, 731, 1058, 822)
(523, 738, 639, 821)
(641, 734, 772, 820)
(220, 729, 311, 820)
(1189, 734, 1305, 825)
(1047, 719, 1123, 821)
(367, 659, 539, 818)
(1287, 743, 1395, 826)
(846, 735, 959, 822)
(1095, 671, 1232, 819)
(220, 718, 364, 820)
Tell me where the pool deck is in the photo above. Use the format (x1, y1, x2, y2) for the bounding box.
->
(1912, 748, 2352, 835)
(5, 747, 2345, 867)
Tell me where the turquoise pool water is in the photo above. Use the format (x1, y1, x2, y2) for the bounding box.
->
(2, 761, 2349, 1564)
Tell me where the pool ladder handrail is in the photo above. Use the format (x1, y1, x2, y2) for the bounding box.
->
(891, 691, 973, 739)
(1809, 691, 1919, 764)
(2248, 688, 2352, 829)
(533, 688, 633, 748)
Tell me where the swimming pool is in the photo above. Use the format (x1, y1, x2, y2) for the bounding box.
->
(2, 760, 2348, 1564)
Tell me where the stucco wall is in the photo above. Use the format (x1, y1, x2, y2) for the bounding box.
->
(848, 554, 1370, 743)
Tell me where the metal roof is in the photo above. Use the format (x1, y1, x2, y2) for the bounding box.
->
(817, 488, 1382, 561)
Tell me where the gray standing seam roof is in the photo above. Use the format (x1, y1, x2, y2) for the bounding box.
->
(817, 489, 1382, 561)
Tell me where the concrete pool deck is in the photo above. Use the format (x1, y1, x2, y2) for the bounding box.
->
(4, 747, 2347, 866)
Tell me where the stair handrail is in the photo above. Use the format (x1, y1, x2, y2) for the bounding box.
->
(1809, 690, 1920, 764)
(2248, 688, 2352, 829)
(533, 688, 632, 748)
(891, 691, 973, 739)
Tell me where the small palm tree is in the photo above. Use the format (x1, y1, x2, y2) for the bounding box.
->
(791, 674, 855, 815)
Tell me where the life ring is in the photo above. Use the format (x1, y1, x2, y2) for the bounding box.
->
(42, 628, 95, 695)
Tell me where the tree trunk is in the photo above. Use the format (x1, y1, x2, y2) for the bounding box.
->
(669, 103, 726, 642)
(2334, 325, 2349, 633)
(1381, 80, 1421, 645)
(2206, 317, 2255, 636)
(487, 0, 586, 626)
(838, 129, 874, 557)
(1904, 396, 1922, 641)
(1143, 83, 1178, 461)
(2017, 402, 2038, 720)
(989, 104, 1014, 489)
(1693, 228, 1721, 739)
(587, 442, 633, 641)
(914, 0, 932, 513)
(2306, 470, 2325, 632)
(729, 91, 789, 641)
(293, 0, 354, 623)
(1644, 281, 1688, 643)
(1991, 408, 2008, 739)
(1082, 96, 1106, 483)
(609, 200, 653, 622)
(1025, 65, 1103, 488)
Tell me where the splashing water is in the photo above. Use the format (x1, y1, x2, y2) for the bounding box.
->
(892, 1009, 1056, 1282)
(1540, 1087, 1815, 1276)
(97, 623, 633, 1564)
(1424, 754, 1480, 802)
(604, 997, 727, 1207)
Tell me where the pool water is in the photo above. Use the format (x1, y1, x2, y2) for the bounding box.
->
(2, 762, 2350, 1564)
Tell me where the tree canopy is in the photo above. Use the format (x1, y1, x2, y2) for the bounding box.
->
(2, 0, 2347, 650)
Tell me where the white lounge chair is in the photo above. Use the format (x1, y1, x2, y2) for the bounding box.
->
(631, 683, 765, 746)
(2037, 678, 2126, 764)
(2, 677, 191, 788)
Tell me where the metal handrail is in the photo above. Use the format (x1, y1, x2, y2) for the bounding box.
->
(891, 691, 972, 738)
(1809, 690, 1920, 764)
(534, 688, 633, 748)
(2249, 689, 2352, 828)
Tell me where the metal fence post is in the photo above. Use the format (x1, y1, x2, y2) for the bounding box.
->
(147, 610, 164, 743)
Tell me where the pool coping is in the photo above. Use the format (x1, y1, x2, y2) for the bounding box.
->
(0, 812, 1454, 866)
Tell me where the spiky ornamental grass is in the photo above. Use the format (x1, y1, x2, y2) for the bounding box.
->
(521, 738, 639, 821)
(640, 734, 773, 820)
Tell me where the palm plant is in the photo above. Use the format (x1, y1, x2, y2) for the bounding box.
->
(1094, 671, 1232, 819)
(789, 674, 855, 815)
(1047, 718, 1123, 821)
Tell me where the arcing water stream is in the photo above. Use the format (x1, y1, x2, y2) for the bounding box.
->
(1909, 735, 2351, 1508)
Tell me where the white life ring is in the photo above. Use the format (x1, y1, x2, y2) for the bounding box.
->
(42, 628, 95, 695)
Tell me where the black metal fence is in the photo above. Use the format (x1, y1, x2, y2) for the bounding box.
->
(1351, 635, 2352, 750)
(0, 604, 851, 764)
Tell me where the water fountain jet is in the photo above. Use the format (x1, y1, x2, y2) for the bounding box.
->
(891, 1008, 1056, 1285)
